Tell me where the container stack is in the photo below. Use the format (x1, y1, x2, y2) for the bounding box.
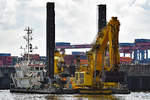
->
(64, 53, 88, 66)
(120, 57, 132, 64)
(72, 52, 85, 55)
(64, 55, 74, 66)
(0, 53, 12, 67)
(0, 60, 3, 67)
(73, 55, 88, 66)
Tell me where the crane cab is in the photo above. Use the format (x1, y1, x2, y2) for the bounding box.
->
(75, 71, 92, 88)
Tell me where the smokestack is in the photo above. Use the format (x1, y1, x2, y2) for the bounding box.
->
(46, 2, 55, 78)
(98, 5, 106, 32)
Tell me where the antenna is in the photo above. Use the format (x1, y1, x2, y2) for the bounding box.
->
(20, 27, 38, 64)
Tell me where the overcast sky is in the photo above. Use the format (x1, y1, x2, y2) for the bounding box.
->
(0, 0, 150, 56)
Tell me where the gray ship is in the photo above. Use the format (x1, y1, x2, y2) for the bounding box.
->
(10, 27, 48, 90)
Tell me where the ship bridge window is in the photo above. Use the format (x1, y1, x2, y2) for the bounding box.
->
(40, 67, 43, 70)
(35, 67, 39, 70)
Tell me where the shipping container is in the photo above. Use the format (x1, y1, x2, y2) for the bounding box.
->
(80, 59, 88, 62)
(0, 53, 11, 56)
(135, 39, 150, 43)
(3, 56, 12, 66)
(119, 43, 134, 47)
(73, 59, 88, 65)
(0, 60, 3, 67)
(56, 42, 70, 46)
(80, 56, 87, 60)
(0, 57, 5, 66)
(80, 63, 88, 65)
(120, 57, 132, 62)
(64, 55, 75, 65)
(0, 56, 13, 66)
(72, 52, 85, 55)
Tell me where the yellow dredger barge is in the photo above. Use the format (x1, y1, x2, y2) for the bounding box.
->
(10, 2, 130, 94)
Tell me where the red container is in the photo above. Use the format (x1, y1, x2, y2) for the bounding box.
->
(64, 55, 75, 65)
(0, 60, 3, 67)
(4, 56, 12, 65)
(0, 56, 13, 66)
(120, 57, 132, 62)
(0, 56, 5, 65)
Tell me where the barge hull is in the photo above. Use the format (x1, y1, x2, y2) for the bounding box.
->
(10, 88, 130, 94)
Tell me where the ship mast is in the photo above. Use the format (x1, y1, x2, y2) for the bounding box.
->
(25, 27, 32, 63)
(20, 27, 37, 64)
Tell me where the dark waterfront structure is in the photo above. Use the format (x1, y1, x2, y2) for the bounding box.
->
(127, 76, 150, 91)
(120, 64, 150, 91)
(0, 67, 15, 89)
(46, 2, 55, 78)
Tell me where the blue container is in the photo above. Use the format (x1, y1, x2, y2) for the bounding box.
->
(72, 52, 85, 55)
(56, 42, 70, 46)
(135, 39, 150, 43)
(119, 43, 134, 47)
(0, 53, 11, 56)
(80, 56, 87, 60)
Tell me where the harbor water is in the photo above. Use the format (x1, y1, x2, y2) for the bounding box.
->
(0, 90, 150, 100)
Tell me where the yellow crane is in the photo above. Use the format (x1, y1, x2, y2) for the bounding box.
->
(74, 17, 126, 92)
(53, 50, 69, 88)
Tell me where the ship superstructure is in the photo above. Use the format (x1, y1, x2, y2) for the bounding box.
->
(10, 27, 46, 89)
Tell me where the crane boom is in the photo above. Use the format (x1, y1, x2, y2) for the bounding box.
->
(74, 17, 125, 89)
(93, 17, 120, 72)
